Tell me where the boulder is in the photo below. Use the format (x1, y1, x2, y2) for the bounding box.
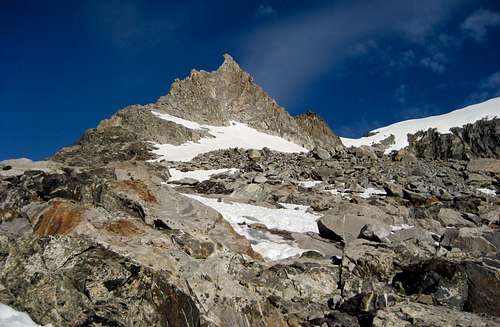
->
(0, 158, 63, 177)
(169, 177, 199, 186)
(437, 208, 475, 227)
(311, 147, 331, 160)
(0, 236, 200, 327)
(355, 145, 378, 160)
(247, 149, 262, 161)
(229, 183, 268, 202)
(317, 203, 394, 244)
(253, 174, 268, 184)
(372, 302, 500, 327)
(465, 261, 500, 316)
(467, 158, 500, 174)
(384, 182, 404, 198)
(394, 148, 417, 162)
(359, 224, 391, 243)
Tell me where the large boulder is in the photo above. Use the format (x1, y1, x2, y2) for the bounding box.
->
(467, 158, 500, 174)
(0, 236, 200, 327)
(317, 203, 396, 244)
(373, 302, 500, 327)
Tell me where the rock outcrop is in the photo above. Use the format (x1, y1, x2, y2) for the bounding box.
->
(408, 118, 500, 160)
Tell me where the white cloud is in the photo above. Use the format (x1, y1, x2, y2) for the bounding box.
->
(240, 0, 465, 104)
(395, 84, 408, 103)
(466, 70, 500, 104)
(349, 40, 378, 56)
(256, 5, 276, 18)
(420, 57, 445, 74)
(389, 49, 416, 70)
(461, 9, 500, 42)
(419, 49, 447, 74)
(482, 70, 500, 90)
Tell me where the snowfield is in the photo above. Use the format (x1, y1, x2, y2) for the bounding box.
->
(183, 194, 319, 260)
(151, 112, 307, 162)
(341, 97, 500, 153)
(0, 304, 51, 327)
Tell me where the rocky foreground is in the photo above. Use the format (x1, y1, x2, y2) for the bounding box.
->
(0, 55, 499, 327)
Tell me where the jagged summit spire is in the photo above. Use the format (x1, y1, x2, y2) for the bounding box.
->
(219, 53, 242, 71)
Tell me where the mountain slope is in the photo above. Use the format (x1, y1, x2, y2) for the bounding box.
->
(52, 54, 342, 166)
(152, 54, 343, 150)
(341, 97, 500, 152)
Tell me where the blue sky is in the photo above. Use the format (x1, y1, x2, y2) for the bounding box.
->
(1, 0, 500, 160)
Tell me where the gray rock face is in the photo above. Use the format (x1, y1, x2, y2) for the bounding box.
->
(373, 302, 500, 327)
(0, 236, 200, 327)
(408, 118, 500, 160)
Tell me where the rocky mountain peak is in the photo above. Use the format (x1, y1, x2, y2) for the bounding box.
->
(153, 54, 343, 150)
(220, 53, 242, 72)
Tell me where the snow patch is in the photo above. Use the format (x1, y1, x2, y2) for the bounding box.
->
(298, 180, 323, 188)
(168, 168, 238, 182)
(390, 224, 414, 233)
(323, 187, 385, 199)
(183, 194, 319, 260)
(341, 97, 500, 153)
(151, 112, 307, 162)
(359, 187, 387, 199)
(152, 112, 204, 130)
(477, 188, 497, 196)
(0, 304, 51, 327)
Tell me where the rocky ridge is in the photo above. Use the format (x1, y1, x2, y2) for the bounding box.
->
(0, 55, 499, 327)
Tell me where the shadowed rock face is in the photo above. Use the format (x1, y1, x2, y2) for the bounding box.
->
(295, 112, 344, 151)
(408, 118, 500, 160)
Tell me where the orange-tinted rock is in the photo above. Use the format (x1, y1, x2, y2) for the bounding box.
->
(35, 201, 85, 236)
(111, 180, 157, 203)
(105, 219, 145, 236)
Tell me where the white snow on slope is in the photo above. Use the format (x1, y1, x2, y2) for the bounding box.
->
(341, 97, 500, 153)
(477, 188, 497, 197)
(0, 304, 51, 327)
(298, 180, 323, 188)
(151, 112, 307, 162)
(183, 194, 319, 260)
(359, 187, 387, 198)
(168, 168, 239, 182)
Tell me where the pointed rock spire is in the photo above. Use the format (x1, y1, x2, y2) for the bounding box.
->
(219, 53, 242, 72)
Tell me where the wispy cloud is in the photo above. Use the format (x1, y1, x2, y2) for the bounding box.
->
(419, 52, 447, 74)
(388, 49, 416, 70)
(86, 0, 180, 50)
(240, 0, 465, 105)
(461, 8, 500, 42)
(482, 70, 500, 90)
(395, 84, 408, 103)
(256, 4, 276, 18)
(349, 40, 378, 56)
(466, 70, 500, 104)
(395, 103, 442, 121)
